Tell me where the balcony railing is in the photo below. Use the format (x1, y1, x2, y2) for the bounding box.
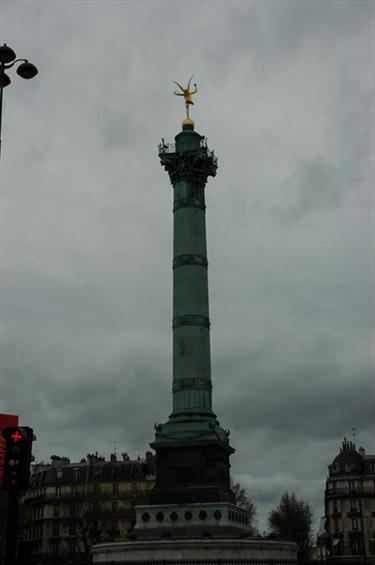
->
(158, 141, 175, 154)
(158, 140, 217, 165)
(325, 487, 375, 496)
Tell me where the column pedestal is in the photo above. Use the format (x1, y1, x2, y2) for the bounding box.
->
(92, 538, 298, 563)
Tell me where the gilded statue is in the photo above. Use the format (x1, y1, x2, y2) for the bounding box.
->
(173, 75, 198, 120)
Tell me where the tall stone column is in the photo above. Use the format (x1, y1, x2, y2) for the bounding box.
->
(150, 121, 234, 505)
(171, 127, 214, 417)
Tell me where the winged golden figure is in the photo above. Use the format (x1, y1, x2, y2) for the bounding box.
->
(173, 75, 198, 120)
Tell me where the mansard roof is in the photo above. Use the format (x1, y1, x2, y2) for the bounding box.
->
(328, 438, 364, 476)
(30, 451, 155, 487)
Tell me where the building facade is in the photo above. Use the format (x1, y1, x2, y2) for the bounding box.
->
(20, 451, 155, 563)
(325, 438, 375, 564)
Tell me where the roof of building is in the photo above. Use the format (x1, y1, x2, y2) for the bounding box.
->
(29, 451, 155, 487)
(328, 438, 372, 477)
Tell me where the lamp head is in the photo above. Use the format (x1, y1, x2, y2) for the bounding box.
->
(17, 61, 38, 79)
(0, 44, 16, 64)
(0, 72, 11, 88)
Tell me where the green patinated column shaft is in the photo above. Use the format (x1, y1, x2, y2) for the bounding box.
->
(172, 172, 212, 416)
(161, 126, 217, 419)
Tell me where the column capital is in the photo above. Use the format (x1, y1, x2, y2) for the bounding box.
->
(159, 145, 217, 185)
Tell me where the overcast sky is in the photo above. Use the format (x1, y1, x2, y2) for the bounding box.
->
(0, 0, 374, 534)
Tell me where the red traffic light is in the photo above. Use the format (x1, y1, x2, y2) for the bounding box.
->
(11, 430, 23, 443)
(2, 426, 35, 491)
(2, 426, 33, 443)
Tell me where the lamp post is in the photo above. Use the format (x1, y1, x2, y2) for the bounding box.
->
(0, 43, 38, 160)
(0, 45, 37, 565)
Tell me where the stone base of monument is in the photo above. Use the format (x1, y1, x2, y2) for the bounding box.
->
(133, 502, 251, 539)
(91, 537, 298, 563)
(92, 502, 297, 563)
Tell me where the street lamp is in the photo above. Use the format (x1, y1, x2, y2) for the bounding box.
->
(0, 44, 37, 565)
(0, 43, 38, 158)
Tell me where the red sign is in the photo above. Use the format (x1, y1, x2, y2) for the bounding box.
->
(0, 413, 19, 485)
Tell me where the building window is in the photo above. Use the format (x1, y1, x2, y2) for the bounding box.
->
(351, 517, 360, 531)
(332, 538, 342, 555)
(56, 468, 63, 480)
(55, 486, 61, 497)
(93, 483, 98, 495)
(132, 482, 138, 494)
(51, 541, 59, 556)
(69, 523, 76, 536)
(53, 504, 59, 517)
(94, 467, 102, 479)
(72, 468, 79, 482)
(351, 537, 361, 555)
(349, 480, 359, 494)
(333, 499, 341, 512)
(68, 541, 76, 555)
(113, 483, 118, 495)
(111, 519, 118, 533)
(333, 517, 341, 531)
(53, 523, 59, 536)
(350, 499, 359, 512)
(112, 501, 118, 513)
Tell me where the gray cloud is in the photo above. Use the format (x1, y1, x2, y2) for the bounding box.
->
(1, 0, 374, 533)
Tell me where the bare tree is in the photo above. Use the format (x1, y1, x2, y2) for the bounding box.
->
(268, 491, 313, 563)
(231, 478, 257, 532)
(61, 496, 112, 561)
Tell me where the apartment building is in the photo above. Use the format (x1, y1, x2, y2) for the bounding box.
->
(19, 451, 155, 563)
(325, 438, 375, 564)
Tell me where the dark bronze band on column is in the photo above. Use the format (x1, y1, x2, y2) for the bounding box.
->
(173, 378, 213, 393)
(173, 315, 210, 329)
(174, 198, 206, 211)
(173, 255, 208, 269)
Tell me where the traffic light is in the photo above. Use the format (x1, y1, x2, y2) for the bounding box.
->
(2, 426, 34, 491)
